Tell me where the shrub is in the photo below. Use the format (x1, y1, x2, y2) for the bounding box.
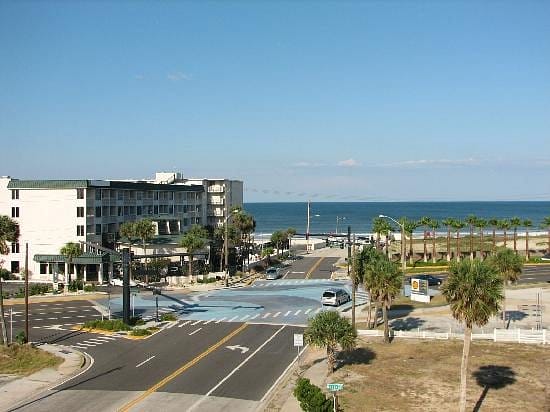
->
(196, 277, 217, 284)
(29, 284, 50, 296)
(83, 284, 96, 292)
(83, 319, 131, 331)
(160, 313, 177, 322)
(293, 378, 332, 412)
(129, 316, 145, 326)
(130, 328, 152, 336)
(15, 331, 27, 344)
(68, 279, 83, 292)
(0, 268, 12, 280)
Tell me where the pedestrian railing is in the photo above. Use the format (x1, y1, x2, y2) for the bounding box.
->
(357, 328, 548, 345)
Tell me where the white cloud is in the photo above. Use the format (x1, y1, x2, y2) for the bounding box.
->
(337, 158, 360, 167)
(167, 71, 192, 81)
(381, 157, 478, 167)
(292, 161, 326, 168)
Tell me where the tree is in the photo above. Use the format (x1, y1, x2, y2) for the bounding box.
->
(233, 211, 256, 271)
(0, 215, 20, 346)
(488, 248, 523, 328)
(133, 219, 155, 283)
(404, 219, 418, 265)
(304, 310, 357, 375)
(541, 217, 550, 254)
(510, 217, 522, 255)
(451, 219, 466, 262)
(372, 217, 386, 250)
(442, 218, 455, 262)
(60, 242, 82, 292)
(429, 218, 440, 263)
(523, 219, 532, 261)
(488, 218, 499, 255)
(351, 246, 379, 328)
(293, 378, 332, 412)
(441, 259, 503, 412)
(369, 256, 403, 343)
(476, 218, 488, 260)
(270, 230, 287, 258)
(497, 219, 511, 248)
(179, 225, 208, 280)
(419, 216, 431, 263)
(286, 227, 296, 254)
(465, 215, 477, 261)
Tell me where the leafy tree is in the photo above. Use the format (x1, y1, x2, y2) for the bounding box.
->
(541, 216, 550, 254)
(488, 218, 499, 255)
(442, 218, 455, 262)
(293, 378, 332, 412)
(60, 242, 82, 292)
(351, 246, 378, 328)
(304, 311, 357, 375)
(509, 217, 522, 255)
(465, 215, 477, 261)
(451, 219, 466, 262)
(0, 215, 19, 346)
(133, 219, 155, 283)
(233, 211, 256, 271)
(179, 225, 208, 279)
(261, 246, 274, 265)
(523, 219, 532, 260)
(497, 219, 511, 248)
(488, 248, 523, 328)
(403, 219, 418, 265)
(441, 259, 503, 412)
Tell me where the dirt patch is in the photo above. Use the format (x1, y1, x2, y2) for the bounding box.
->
(332, 338, 549, 411)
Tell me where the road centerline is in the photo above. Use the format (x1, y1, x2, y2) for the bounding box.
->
(306, 257, 325, 279)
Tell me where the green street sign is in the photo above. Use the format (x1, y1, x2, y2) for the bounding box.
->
(327, 383, 343, 392)
(130, 287, 140, 294)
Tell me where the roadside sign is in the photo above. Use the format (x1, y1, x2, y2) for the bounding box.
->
(130, 286, 140, 295)
(327, 383, 344, 392)
(294, 333, 304, 347)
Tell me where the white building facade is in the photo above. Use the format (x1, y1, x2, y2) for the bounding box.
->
(0, 172, 243, 281)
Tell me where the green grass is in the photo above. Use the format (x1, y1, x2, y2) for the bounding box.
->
(160, 313, 177, 322)
(130, 328, 152, 336)
(82, 319, 131, 331)
(0, 344, 62, 376)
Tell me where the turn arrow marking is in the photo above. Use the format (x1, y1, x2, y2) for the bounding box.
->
(226, 345, 249, 354)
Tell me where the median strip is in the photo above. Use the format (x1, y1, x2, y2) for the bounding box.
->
(118, 323, 248, 412)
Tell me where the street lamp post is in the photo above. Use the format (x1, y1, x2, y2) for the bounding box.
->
(379, 215, 406, 273)
(224, 209, 241, 286)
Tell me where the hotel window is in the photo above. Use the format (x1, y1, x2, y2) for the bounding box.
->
(11, 189, 19, 199)
(40, 263, 48, 275)
(154, 191, 159, 200)
(95, 206, 102, 217)
(77, 225, 85, 236)
(11, 207, 19, 218)
(136, 191, 143, 200)
(77, 207, 84, 217)
(11, 243, 20, 253)
(96, 224, 102, 234)
(154, 205, 158, 214)
(95, 190, 101, 200)
(137, 206, 142, 215)
(77, 188, 84, 199)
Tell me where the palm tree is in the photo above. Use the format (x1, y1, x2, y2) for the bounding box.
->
(510, 217, 522, 255)
(234, 211, 256, 270)
(179, 225, 208, 280)
(476, 218, 487, 260)
(488, 218, 499, 255)
(372, 217, 386, 250)
(465, 215, 477, 261)
(60, 242, 82, 292)
(498, 219, 511, 248)
(442, 218, 455, 262)
(488, 248, 523, 328)
(370, 256, 403, 343)
(0, 215, 19, 346)
(541, 217, 550, 254)
(133, 219, 155, 284)
(419, 216, 431, 263)
(352, 246, 380, 328)
(441, 259, 503, 412)
(451, 219, 466, 262)
(270, 230, 287, 258)
(286, 227, 296, 255)
(429, 218, 440, 263)
(523, 219, 532, 261)
(402, 218, 418, 265)
(304, 311, 357, 375)
(361, 247, 385, 329)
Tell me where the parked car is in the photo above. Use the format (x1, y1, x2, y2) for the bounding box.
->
(407, 274, 442, 286)
(109, 278, 137, 287)
(265, 267, 282, 280)
(321, 288, 350, 306)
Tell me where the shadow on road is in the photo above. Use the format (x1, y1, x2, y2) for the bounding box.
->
(472, 365, 516, 412)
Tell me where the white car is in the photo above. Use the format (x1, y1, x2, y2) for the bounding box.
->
(109, 278, 137, 287)
(265, 267, 282, 280)
(321, 288, 350, 306)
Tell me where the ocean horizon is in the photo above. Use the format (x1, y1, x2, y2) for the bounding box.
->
(244, 201, 550, 235)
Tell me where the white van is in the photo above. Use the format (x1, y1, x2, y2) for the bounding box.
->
(321, 288, 350, 306)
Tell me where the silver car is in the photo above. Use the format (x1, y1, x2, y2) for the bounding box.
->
(265, 267, 282, 280)
(321, 288, 350, 306)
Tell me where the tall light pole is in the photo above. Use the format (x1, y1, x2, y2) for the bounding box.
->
(379, 215, 406, 273)
(224, 209, 241, 286)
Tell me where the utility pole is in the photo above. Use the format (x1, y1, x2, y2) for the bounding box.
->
(306, 201, 310, 254)
(25, 243, 29, 343)
(122, 248, 130, 324)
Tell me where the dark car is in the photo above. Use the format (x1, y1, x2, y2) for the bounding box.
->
(407, 274, 442, 286)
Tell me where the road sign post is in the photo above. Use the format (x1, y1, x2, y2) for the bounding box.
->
(327, 383, 343, 412)
(294, 333, 304, 357)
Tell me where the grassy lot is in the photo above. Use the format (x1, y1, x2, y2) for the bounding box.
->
(330, 338, 549, 411)
(0, 344, 62, 376)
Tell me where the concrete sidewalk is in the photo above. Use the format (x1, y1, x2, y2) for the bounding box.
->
(0, 344, 87, 411)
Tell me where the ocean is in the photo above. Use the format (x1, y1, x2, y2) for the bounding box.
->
(244, 202, 550, 235)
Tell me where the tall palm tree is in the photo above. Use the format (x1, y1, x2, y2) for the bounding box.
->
(234, 211, 256, 270)
(541, 217, 550, 254)
(510, 217, 522, 255)
(370, 257, 404, 343)
(285, 227, 296, 255)
(451, 219, 466, 262)
(488, 218, 499, 255)
(361, 247, 385, 329)
(133, 219, 155, 284)
(60, 242, 82, 292)
(465, 215, 477, 261)
(442, 218, 455, 262)
(179, 225, 209, 280)
(304, 311, 357, 375)
(441, 259, 503, 412)
(372, 217, 387, 250)
(419, 216, 431, 263)
(476, 218, 488, 260)
(488, 248, 523, 328)
(0, 215, 19, 346)
(429, 218, 440, 263)
(403, 219, 418, 265)
(523, 219, 532, 261)
(270, 230, 287, 258)
(498, 219, 511, 248)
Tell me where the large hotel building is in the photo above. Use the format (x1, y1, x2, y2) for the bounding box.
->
(0, 172, 243, 283)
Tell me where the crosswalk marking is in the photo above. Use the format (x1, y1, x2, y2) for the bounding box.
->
(166, 322, 176, 329)
(250, 314, 260, 320)
(189, 328, 202, 336)
(228, 316, 239, 322)
(273, 312, 281, 318)
(314, 307, 322, 314)
(191, 320, 202, 326)
(203, 319, 215, 325)
(262, 313, 271, 319)
(304, 309, 312, 314)
(284, 311, 291, 317)
(215, 317, 227, 324)
(240, 315, 250, 321)
(294, 310, 302, 315)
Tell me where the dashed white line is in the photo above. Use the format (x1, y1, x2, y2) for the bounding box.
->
(191, 320, 202, 326)
(262, 313, 271, 319)
(304, 309, 312, 315)
(215, 318, 227, 324)
(284, 311, 291, 317)
(294, 310, 302, 316)
(189, 328, 202, 336)
(273, 312, 281, 318)
(136, 355, 156, 368)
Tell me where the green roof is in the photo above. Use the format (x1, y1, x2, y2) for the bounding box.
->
(8, 180, 89, 189)
(33, 252, 118, 264)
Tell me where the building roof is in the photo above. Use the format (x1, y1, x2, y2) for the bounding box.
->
(7, 179, 204, 192)
(8, 180, 90, 189)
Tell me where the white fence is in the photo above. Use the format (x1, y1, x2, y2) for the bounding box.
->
(358, 328, 548, 345)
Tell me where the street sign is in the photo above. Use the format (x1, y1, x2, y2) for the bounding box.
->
(294, 333, 304, 347)
(327, 383, 344, 392)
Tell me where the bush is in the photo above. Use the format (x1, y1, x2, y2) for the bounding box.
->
(130, 328, 152, 336)
(29, 284, 50, 296)
(15, 331, 27, 344)
(0, 268, 12, 280)
(196, 277, 217, 284)
(83, 284, 96, 292)
(83, 319, 131, 331)
(160, 313, 177, 322)
(293, 378, 332, 412)
(68, 279, 83, 292)
(129, 316, 145, 326)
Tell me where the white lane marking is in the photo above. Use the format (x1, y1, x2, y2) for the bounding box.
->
(47, 317, 57, 320)
(76, 316, 86, 318)
(304, 309, 312, 314)
(215, 318, 227, 324)
(87, 338, 108, 344)
(136, 356, 156, 368)
(523, 277, 537, 279)
(177, 322, 186, 328)
(166, 322, 176, 329)
(94, 336, 115, 341)
(72, 345, 89, 350)
(294, 310, 302, 316)
(34, 318, 43, 321)
(77, 342, 97, 347)
(284, 311, 291, 317)
(182, 320, 192, 326)
(67, 310, 78, 313)
(250, 314, 260, 320)
(188, 325, 287, 412)
(228, 316, 239, 322)
(203, 319, 215, 325)
(239, 315, 250, 321)
(61, 316, 72, 319)
(191, 320, 202, 326)
(189, 328, 202, 336)
(273, 312, 281, 318)
(262, 313, 271, 319)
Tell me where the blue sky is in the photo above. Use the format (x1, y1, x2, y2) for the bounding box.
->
(1, 1, 549, 202)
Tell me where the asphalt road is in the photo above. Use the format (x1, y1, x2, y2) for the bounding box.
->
(283, 256, 339, 279)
